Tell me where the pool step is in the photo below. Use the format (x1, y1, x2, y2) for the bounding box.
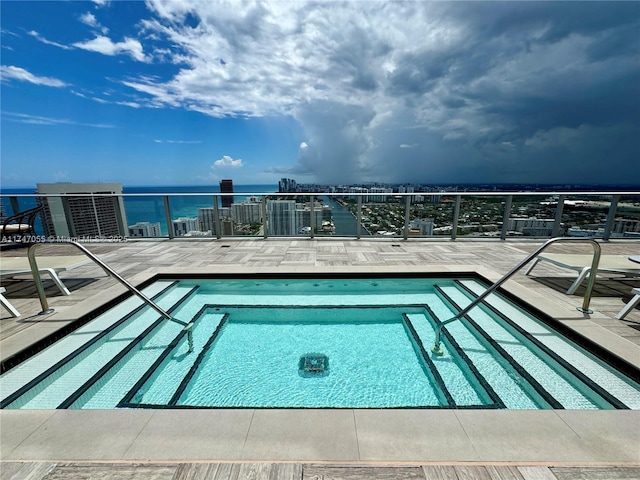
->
(402, 313, 497, 408)
(0, 280, 177, 405)
(456, 280, 637, 409)
(437, 283, 612, 409)
(68, 297, 214, 409)
(121, 307, 228, 407)
(2, 283, 199, 409)
(425, 293, 547, 409)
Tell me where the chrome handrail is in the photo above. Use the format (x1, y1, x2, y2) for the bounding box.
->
(27, 240, 194, 351)
(431, 237, 601, 354)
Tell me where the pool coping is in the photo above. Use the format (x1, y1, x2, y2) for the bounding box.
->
(1, 265, 639, 463)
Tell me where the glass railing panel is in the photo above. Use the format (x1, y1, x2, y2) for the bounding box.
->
(0, 194, 45, 237)
(312, 194, 336, 237)
(612, 195, 640, 239)
(316, 195, 357, 237)
(360, 194, 403, 237)
(124, 195, 170, 238)
(228, 195, 263, 237)
(456, 195, 504, 238)
(407, 194, 455, 238)
(561, 195, 612, 238)
(168, 195, 217, 238)
(504, 195, 556, 238)
(264, 194, 312, 237)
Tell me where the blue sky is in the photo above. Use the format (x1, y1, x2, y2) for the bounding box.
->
(1, 1, 639, 188)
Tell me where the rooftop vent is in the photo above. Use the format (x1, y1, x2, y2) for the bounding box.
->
(299, 353, 329, 377)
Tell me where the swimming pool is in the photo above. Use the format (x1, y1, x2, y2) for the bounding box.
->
(1, 275, 639, 410)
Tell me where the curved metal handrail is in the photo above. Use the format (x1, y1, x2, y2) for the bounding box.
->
(27, 241, 195, 351)
(431, 237, 601, 354)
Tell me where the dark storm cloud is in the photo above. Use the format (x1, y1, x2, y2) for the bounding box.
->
(141, 1, 640, 184)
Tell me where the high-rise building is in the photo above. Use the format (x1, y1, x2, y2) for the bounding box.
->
(198, 208, 216, 234)
(37, 183, 127, 237)
(220, 179, 234, 208)
(128, 221, 161, 237)
(369, 187, 393, 202)
(348, 186, 369, 202)
(278, 178, 297, 193)
(231, 201, 261, 224)
(267, 200, 296, 236)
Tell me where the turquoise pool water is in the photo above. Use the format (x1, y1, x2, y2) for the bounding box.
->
(1, 277, 639, 410)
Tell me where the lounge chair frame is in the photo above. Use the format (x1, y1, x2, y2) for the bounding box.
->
(0, 205, 43, 242)
(525, 253, 640, 295)
(0, 287, 20, 317)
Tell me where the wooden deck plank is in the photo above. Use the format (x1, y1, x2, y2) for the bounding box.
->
(453, 466, 492, 480)
(269, 463, 303, 480)
(550, 466, 640, 480)
(485, 466, 525, 480)
(302, 465, 425, 479)
(172, 463, 222, 480)
(237, 463, 275, 480)
(517, 467, 557, 480)
(40, 462, 176, 480)
(422, 465, 458, 479)
(0, 461, 56, 480)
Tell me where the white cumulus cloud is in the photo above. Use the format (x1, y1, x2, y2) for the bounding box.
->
(213, 155, 243, 168)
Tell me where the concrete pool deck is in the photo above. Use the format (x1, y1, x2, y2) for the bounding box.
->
(1, 239, 639, 476)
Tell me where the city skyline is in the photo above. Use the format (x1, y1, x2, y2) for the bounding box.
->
(1, 1, 639, 188)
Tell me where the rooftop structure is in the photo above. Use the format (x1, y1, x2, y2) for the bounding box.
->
(36, 182, 127, 238)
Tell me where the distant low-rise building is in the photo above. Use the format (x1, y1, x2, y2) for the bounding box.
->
(128, 221, 161, 238)
(507, 218, 558, 236)
(172, 217, 199, 236)
(408, 218, 434, 236)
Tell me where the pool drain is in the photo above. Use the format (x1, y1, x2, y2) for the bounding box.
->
(299, 353, 329, 377)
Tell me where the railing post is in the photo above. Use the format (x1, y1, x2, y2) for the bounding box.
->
(552, 195, 565, 237)
(603, 195, 620, 241)
(451, 195, 461, 240)
(213, 196, 221, 239)
(500, 195, 513, 240)
(90, 194, 102, 237)
(403, 196, 410, 240)
(9, 196, 20, 216)
(357, 196, 362, 240)
(310, 194, 315, 239)
(262, 196, 268, 239)
(163, 195, 174, 239)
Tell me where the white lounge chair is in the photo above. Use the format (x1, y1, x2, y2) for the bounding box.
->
(617, 288, 640, 320)
(0, 287, 20, 317)
(0, 255, 89, 296)
(525, 253, 640, 295)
